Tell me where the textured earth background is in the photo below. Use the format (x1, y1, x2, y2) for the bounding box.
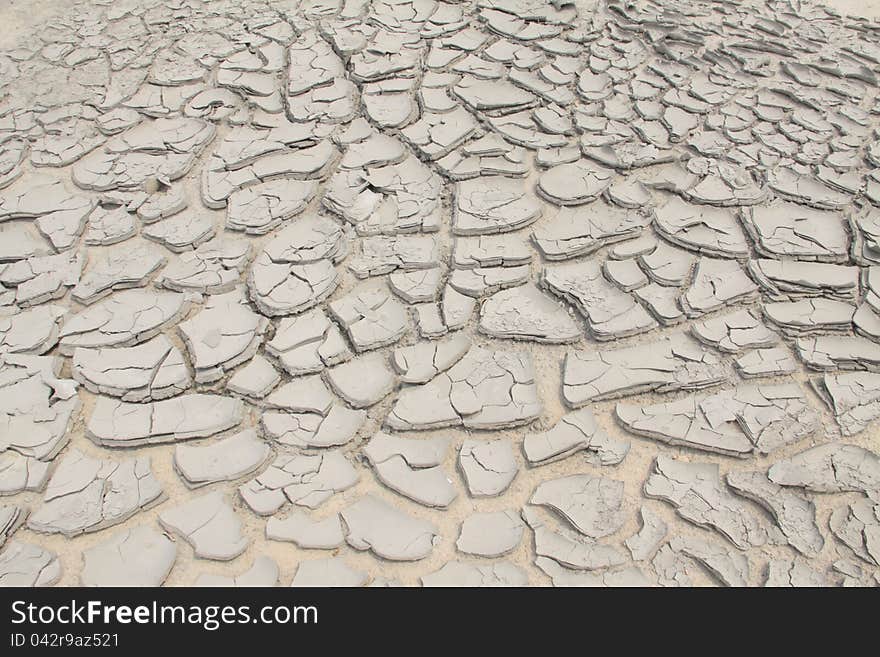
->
(0, 0, 879, 588)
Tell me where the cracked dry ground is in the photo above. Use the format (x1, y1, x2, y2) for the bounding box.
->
(1, 0, 880, 589)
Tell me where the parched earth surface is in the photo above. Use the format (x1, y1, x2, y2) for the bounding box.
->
(1, 0, 880, 588)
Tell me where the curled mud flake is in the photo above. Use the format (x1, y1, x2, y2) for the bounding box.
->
(387, 345, 541, 431)
(457, 510, 524, 557)
(174, 429, 270, 490)
(157, 237, 251, 295)
(454, 175, 542, 235)
(72, 335, 190, 402)
(764, 559, 830, 587)
(680, 257, 758, 318)
(796, 335, 880, 372)
(28, 448, 163, 537)
(0, 452, 50, 496)
(72, 241, 166, 305)
(537, 159, 614, 206)
(328, 282, 409, 353)
(691, 308, 779, 353)
(81, 526, 176, 587)
(530, 474, 626, 539)
(524, 407, 629, 467)
(458, 438, 518, 497)
(829, 499, 880, 566)
(813, 371, 880, 437)
(178, 289, 269, 384)
(266, 511, 345, 550)
(86, 394, 242, 448)
(349, 235, 439, 279)
(625, 506, 667, 562)
(240, 451, 358, 516)
(763, 298, 855, 337)
(563, 332, 727, 406)
(291, 558, 368, 587)
(524, 506, 628, 572)
(669, 534, 750, 587)
(616, 383, 817, 457)
(741, 201, 850, 262)
(0, 541, 61, 587)
(422, 560, 528, 586)
(768, 443, 880, 499)
(364, 432, 455, 508)
(196, 556, 279, 587)
(645, 456, 771, 550)
(341, 494, 439, 562)
(727, 470, 824, 557)
(0, 353, 80, 460)
(653, 196, 749, 258)
(479, 283, 581, 344)
(266, 308, 352, 376)
(158, 491, 248, 562)
(326, 353, 397, 409)
(532, 202, 650, 261)
(542, 260, 658, 340)
(535, 555, 652, 587)
(734, 347, 799, 378)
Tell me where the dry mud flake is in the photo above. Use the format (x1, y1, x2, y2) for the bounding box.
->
(328, 282, 409, 353)
(829, 499, 880, 566)
(196, 556, 279, 587)
(158, 491, 248, 561)
(71, 334, 191, 402)
(291, 558, 368, 587)
(0, 452, 50, 496)
(616, 383, 818, 457)
(0, 541, 61, 587)
(458, 438, 518, 497)
(364, 432, 455, 508)
(523, 506, 628, 572)
(261, 402, 366, 450)
(765, 559, 829, 587)
(421, 560, 528, 587)
(325, 353, 398, 408)
(625, 506, 668, 562)
(456, 510, 524, 558)
(542, 260, 658, 340)
(81, 526, 176, 587)
(644, 456, 771, 550)
(391, 335, 470, 384)
(265, 308, 352, 375)
(239, 451, 358, 515)
(726, 470, 824, 556)
(340, 494, 439, 562)
(27, 448, 163, 537)
(58, 289, 189, 355)
(562, 332, 727, 406)
(0, 353, 80, 460)
(266, 511, 345, 550)
(174, 429, 269, 489)
(178, 288, 269, 383)
(669, 534, 750, 587)
(453, 176, 542, 235)
(530, 474, 626, 539)
(478, 283, 581, 343)
(768, 443, 880, 500)
(523, 407, 629, 467)
(813, 371, 880, 436)
(532, 202, 650, 261)
(86, 394, 243, 448)
(386, 345, 541, 431)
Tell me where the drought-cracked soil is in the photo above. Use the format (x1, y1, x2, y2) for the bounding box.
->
(0, 0, 879, 587)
